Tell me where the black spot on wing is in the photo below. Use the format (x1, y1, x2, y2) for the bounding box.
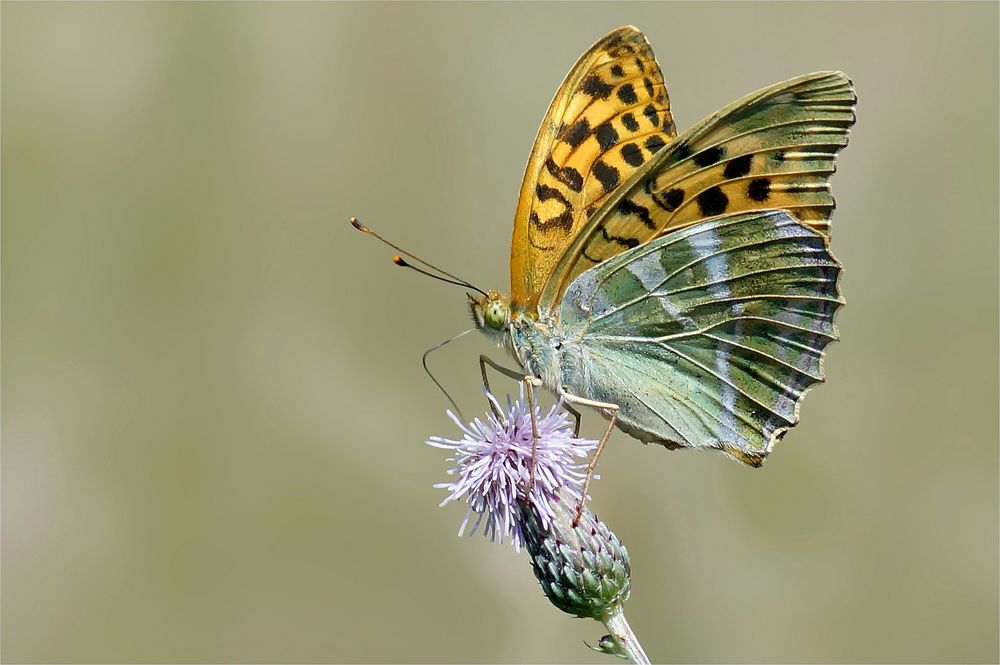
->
(530, 210, 573, 233)
(561, 118, 590, 148)
(595, 122, 619, 151)
(693, 146, 725, 167)
(535, 183, 571, 207)
(697, 186, 729, 216)
(620, 142, 644, 167)
(748, 178, 771, 201)
(606, 41, 637, 58)
(593, 160, 620, 193)
(672, 141, 693, 160)
(545, 157, 583, 192)
(617, 199, 656, 230)
(644, 135, 666, 154)
(664, 188, 684, 211)
(723, 154, 753, 178)
(652, 187, 684, 213)
(581, 74, 613, 100)
(643, 103, 660, 127)
(773, 150, 785, 162)
(600, 224, 639, 248)
(634, 57, 645, 72)
(610, 64, 625, 78)
(643, 77, 655, 98)
(617, 83, 638, 104)
(621, 112, 639, 132)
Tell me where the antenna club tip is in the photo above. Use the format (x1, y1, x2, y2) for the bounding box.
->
(392, 255, 407, 266)
(349, 217, 369, 232)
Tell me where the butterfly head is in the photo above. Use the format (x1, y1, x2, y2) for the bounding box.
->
(469, 291, 511, 341)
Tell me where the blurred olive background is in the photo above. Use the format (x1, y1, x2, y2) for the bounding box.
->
(3, 2, 998, 663)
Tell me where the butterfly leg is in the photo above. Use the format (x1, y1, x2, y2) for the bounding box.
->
(522, 374, 544, 501)
(479, 355, 582, 434)
(480, 355, 578, 500)
(564, 403, 582, 437)
(479, 354, 525, 420)
(558, 388, 619, 526)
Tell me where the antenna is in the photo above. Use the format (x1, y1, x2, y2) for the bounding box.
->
(392, 256, 489, 297)
(350, 217, 487, 296)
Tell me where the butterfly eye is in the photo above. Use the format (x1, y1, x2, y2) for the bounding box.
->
(484, 300, 509, 330)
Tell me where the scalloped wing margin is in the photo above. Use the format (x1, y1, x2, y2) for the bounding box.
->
(559, 210, 843, 466)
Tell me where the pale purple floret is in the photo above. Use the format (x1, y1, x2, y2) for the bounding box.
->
(427, 390, 598, 550)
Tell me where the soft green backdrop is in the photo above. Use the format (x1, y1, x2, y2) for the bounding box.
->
(3, 2, 998, 663)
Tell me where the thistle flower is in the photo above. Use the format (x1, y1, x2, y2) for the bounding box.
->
(427, 390, 597, 550)
(428, 391, 648, 664)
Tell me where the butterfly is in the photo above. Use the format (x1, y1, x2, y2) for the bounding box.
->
(357, 26, 854, 495)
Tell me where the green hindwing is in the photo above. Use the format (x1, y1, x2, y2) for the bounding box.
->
(559, 210, 842, 466)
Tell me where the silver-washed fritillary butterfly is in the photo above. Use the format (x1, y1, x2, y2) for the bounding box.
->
(355, 26, 855, 493)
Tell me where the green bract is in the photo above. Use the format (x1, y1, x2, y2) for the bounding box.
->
(519, 489, 630, 621)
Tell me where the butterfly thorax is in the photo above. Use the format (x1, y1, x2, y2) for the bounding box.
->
(509, 311, 570, 391)
(469, 291, 569, 390)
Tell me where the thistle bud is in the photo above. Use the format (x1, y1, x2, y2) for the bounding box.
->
(588, 634, 628, 660)
(518, 488, 631, 621)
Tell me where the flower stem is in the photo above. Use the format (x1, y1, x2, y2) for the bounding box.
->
(603, 608, 650, 664)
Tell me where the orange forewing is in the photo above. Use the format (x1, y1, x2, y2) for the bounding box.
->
(509, 26, 676, 313)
